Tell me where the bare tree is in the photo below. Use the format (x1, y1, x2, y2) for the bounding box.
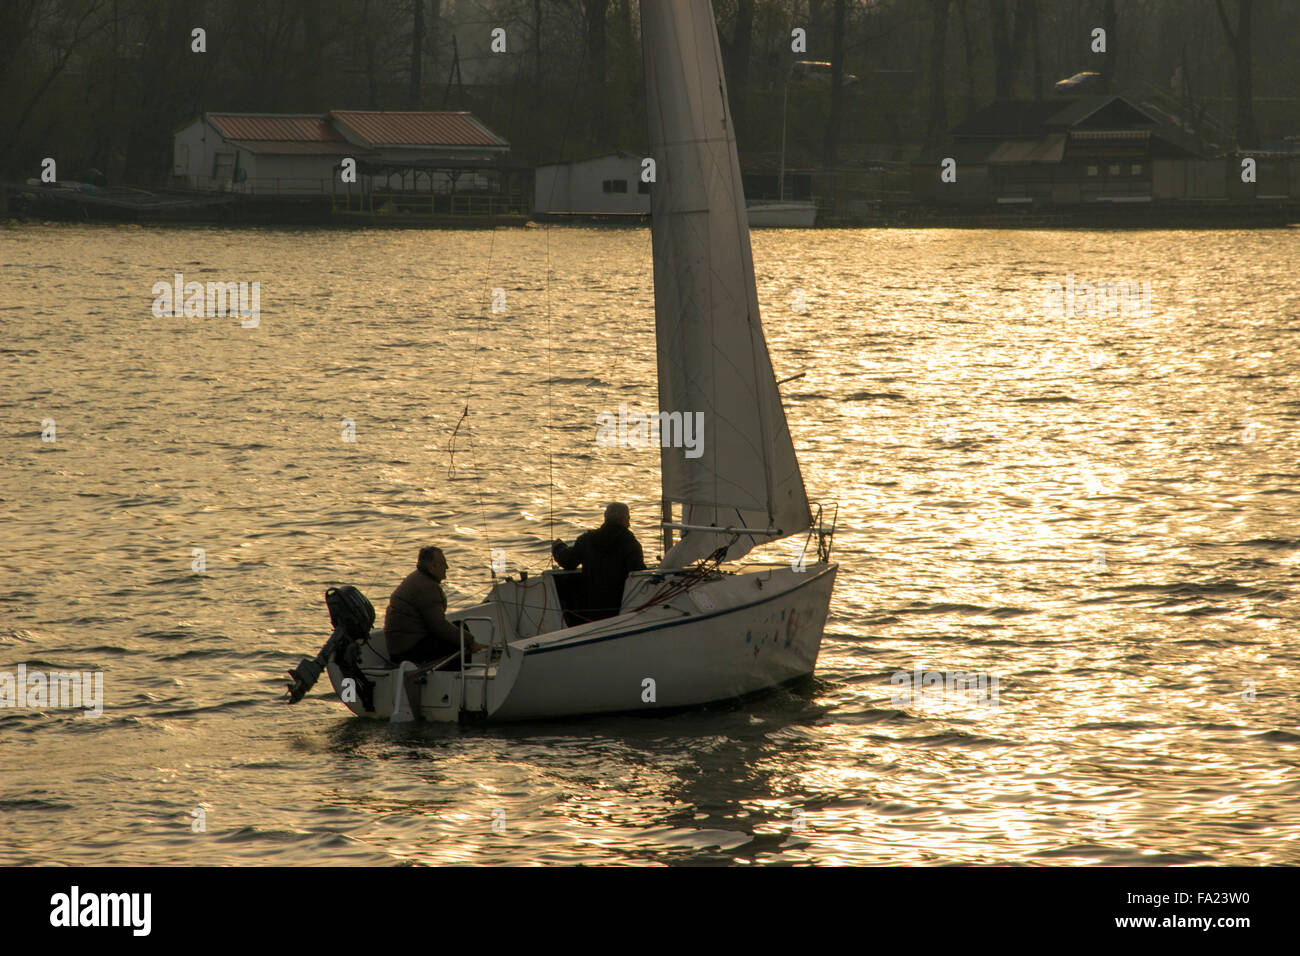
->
(1098, 0, 1116, 92)
(989, 0, 1031, 98)
(1, 0, 109, 155)
(924, 0, 951, 148)
(408, 0, 424, 108)
(1028, 0, 1041, 99)
(957, 0, 978, 119)
(725, 0, 755, 135)
(1214, 0, 1258, 148)
(583, 0, 610, 145)
(821, 0, 846, 166)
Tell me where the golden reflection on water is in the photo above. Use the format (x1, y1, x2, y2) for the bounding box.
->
(0, 224, 1297, 864)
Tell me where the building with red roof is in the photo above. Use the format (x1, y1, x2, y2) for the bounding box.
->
(172, 110, 521, 219)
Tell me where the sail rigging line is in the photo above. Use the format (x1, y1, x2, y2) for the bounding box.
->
(631, 544, 732, 614)
(446, 402, 469, 479)
(438, 214, 499, 588)
(545, 207, 554, 556)
(361, 223, 495, 603)
(535, 30, 595, 570)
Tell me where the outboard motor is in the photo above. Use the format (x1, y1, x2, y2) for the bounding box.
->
(285, 586, 377, 710)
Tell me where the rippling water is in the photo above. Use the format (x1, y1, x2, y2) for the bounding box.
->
(2, 222, 1298, 865)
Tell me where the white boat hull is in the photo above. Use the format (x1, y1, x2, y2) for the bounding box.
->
(327, 563, 836, 723)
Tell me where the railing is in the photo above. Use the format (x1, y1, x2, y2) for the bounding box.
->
(182, 176, 531, 214)
(456, 616, 502, 714)
(331, 189, 528, 217)
(186, 175, 333, 196)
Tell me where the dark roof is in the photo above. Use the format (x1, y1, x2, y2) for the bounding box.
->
(949, 96, 1159, 138)
(328, 110, 508, 149)
(949, 100, 1069, 138)
(912, 140, 1003, 165)
(1050, 96, 1158, 129)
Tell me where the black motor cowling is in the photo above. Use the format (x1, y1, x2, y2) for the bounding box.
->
(325, 585, 376, 642)
(285, 586, 377, 710)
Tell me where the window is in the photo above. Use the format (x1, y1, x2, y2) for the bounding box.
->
(637, 179, 650, 194)
(1087, 165, 1098, 177)
(1130, 163, 1143, 175)
(1109, 164, 1121, 176)
(602, 179, 628, 193)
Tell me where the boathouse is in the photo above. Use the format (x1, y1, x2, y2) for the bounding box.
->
(172, 110, 527, 221)
(911, 95, 1210, 205)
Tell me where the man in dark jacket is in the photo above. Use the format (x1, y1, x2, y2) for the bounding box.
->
(384, 546, 480, 664)
(552, 503, 646, 622)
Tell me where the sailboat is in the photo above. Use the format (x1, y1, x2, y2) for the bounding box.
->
(300, 0, 838, 723)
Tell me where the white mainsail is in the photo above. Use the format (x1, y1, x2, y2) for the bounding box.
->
(642, 0, 811, 567)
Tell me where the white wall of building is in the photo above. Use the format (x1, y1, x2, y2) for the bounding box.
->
(247, 154, 342, 195)
(172, 119, 216, 190)
(174, 118, 344, 195)
(535, 154, 649, 215)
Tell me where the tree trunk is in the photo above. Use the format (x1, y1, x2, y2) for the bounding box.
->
(1029, 0, 1041, 100)
(1214, 0, 1258, 148)
(958, 0, 977, 119)
(427, 0, 440, 87)
(821, 0, 846, 167)
(1099, 0, 1116, 92)
(923, 0, 950, 149)
(1235, 0, 1257, 148)
(531, 0, 543, 162)
(408, 0, 423, 109)
(990, 0, 1030, 99)
(533, 0, 543, 92)
(728, 0, 754, 137)
(363, 0, 378, 108)
(302, 0, 324, 109)
(583, 0, 610, 145)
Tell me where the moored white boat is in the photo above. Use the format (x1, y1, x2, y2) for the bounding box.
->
(747, 200, 818, 228)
